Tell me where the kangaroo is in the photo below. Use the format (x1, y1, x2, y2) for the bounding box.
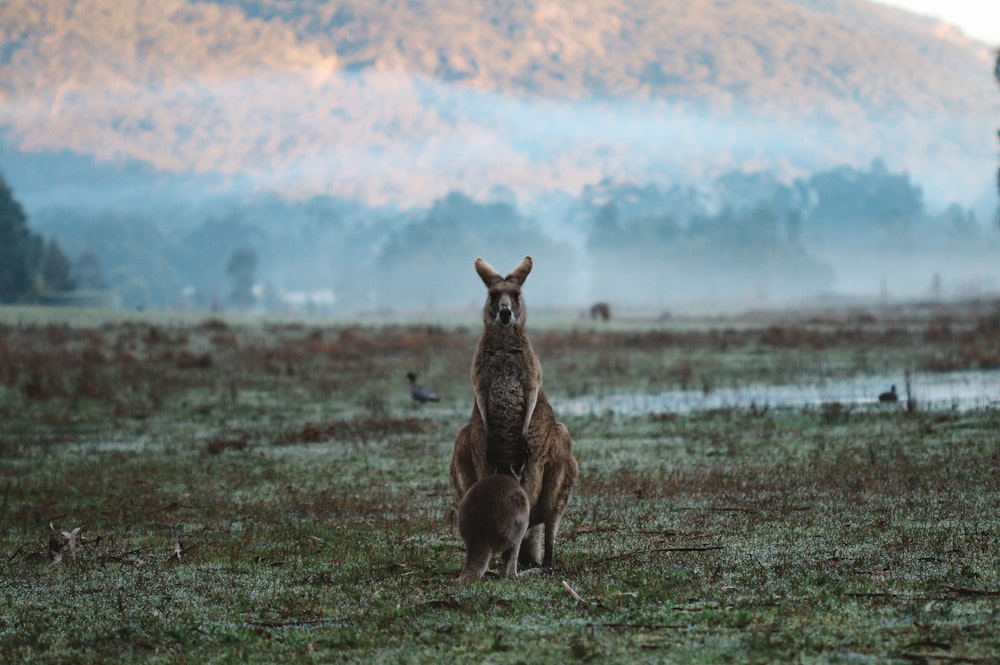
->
(590, 302, 612, 322)
(456, 473, 530, 582)
(450, 256, 578, 570)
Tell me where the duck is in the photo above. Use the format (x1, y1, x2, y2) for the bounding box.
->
(406, 372, 440, 404)
(878, 385, 898, 403)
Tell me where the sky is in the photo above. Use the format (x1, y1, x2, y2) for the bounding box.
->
(875, 0, 1000, 45)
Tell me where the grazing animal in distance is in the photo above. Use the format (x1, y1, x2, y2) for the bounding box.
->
(878, 385, 898, 403)
(450, 256, 578, 570)
(590, 302, 612, 322)
(406, 372, 440, 404)
(456, 473, 530, 582)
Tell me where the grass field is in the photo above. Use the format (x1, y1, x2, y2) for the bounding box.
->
(2, 300, 999, 663)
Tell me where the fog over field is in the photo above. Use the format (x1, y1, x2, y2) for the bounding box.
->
(1, 0, 998, 312)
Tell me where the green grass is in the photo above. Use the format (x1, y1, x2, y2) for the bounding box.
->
(1, 302, 999, 663)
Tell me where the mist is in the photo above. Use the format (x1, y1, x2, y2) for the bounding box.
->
(5, 66, 996, 208)
(2, 65, 998, 314)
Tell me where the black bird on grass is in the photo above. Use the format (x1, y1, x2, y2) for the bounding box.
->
(878, 385, 898, 403)
(406, 372, 440, 404)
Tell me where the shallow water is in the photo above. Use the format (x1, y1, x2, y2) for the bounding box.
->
(552, 370, 1000, 416)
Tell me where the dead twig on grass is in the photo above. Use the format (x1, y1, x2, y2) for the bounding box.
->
(942, 584, 1000, 597)
(563, 580, 594, 606)
(896, 652, 997, 664)
(847, 592, 946, 602)
(561, 581, 638, 608)
(6, 542, 30, 563)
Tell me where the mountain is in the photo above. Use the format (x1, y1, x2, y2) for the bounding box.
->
(1, 0, 997, 212)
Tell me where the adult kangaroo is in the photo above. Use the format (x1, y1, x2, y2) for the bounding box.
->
(449, 256, 578, 571)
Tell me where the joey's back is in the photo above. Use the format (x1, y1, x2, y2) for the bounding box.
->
(457, 473, 530, 581)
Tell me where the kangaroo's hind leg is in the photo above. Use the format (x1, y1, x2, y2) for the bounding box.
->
(501, 541, 522, 579)
(518, 524, 544, 568)
(538, 426, 579, 571)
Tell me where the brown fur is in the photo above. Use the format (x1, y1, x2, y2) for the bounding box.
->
(456, 473, 530, 582)
(450, 256, 578, 570)
(590, 302, 612, 321)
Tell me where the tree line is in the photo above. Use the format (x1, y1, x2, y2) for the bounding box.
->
(0, 175, 77, 303)
(3, 158, 990, 312)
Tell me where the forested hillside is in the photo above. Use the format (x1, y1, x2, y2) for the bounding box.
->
(1, 0, 996, 205)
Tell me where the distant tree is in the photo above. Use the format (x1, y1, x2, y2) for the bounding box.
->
(714, 170, 799, 216)
(371, 191, 577, 310)
(0, 174, 40, 302)
(584, 182, 833, 304)
(176, 214, 264, 298)
(995, 49, 999, 218)
(226, 247, 258, 308)
(714, 170, 805, 245)
(940, 203, 981, 244)
(803, 160, 923, 236)
(45, 212, 185, 309)
(588, 201, 624, 249)
(39, 239, 76, 292)
(583, 179, 705, 225)
(73, 250, 108, 290)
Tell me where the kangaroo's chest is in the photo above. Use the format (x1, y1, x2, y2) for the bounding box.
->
(479, 351, 530, 472)
(482, 352, 527, 416)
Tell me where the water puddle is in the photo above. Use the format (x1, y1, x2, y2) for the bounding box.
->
(552, 370, 1000, 416)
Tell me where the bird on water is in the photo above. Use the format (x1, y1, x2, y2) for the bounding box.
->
(878, 385, 898, 403)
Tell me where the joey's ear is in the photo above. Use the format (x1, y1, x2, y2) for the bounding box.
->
(506, 256, 533, 285)
(475, 257, 503, 287)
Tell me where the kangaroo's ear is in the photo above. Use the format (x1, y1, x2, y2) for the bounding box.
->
(475, 257, 503, 287)
(506, 256, 533, 285)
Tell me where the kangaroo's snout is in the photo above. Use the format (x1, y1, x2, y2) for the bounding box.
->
(495, 291, 516, 325)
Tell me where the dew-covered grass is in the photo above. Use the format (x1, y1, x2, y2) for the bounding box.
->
(2, 300, 999, 663)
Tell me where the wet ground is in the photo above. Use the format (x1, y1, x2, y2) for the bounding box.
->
(553, 370, 1000, 416)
